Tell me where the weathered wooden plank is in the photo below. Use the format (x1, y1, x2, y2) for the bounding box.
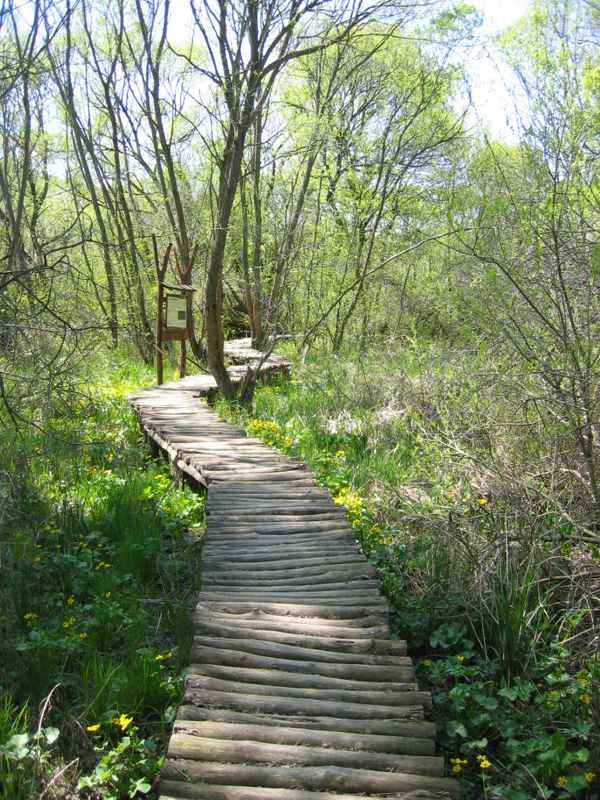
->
(201, 552, 366, 568)
(171, 718, 436, 756)
(208, 487, 330, 500)
(190, 646, 414, 683)
(159, 780, 444, 800)
(175, 706, 437, 739)
(192, 610, 391, 638)
(183, 687, 425, 720)
(202, 561, 377, 580)
(167, 733, 443, 775)
(193, 600, 389, 622)
(161, 761, 461, 798)
(191, 635, 410, 666)
(207, 504, 342, 516)
(207, 521, 356, 534)
(200, 574, 381, 591)
(187, 663, 413, 693)
(184, 674, 428, 708)
(191, 620, 406, 654)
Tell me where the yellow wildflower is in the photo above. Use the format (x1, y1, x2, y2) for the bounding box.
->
(558, 776, 567, 787)
(423, 659, 431, 667)
(585, 773, 596, 784)
(111, 713, 133, 731)
(457, 655, 465, 662)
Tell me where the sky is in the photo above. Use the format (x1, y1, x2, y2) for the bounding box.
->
(465, 0, 532, 140)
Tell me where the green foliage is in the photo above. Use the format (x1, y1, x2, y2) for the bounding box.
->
(78, 719, 162, 800)
(0, 354, 204, 797)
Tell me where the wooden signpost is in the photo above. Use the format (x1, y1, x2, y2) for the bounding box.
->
(153, 236, 198, 385)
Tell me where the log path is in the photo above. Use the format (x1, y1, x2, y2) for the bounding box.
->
(127, 345, 458, 800)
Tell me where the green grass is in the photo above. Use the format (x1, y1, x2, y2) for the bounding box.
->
(0, 351, 203, 798)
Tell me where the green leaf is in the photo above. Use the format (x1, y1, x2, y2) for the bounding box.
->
(446, 720, 468, 738)
(43, 727, 60, 745)
(129, 778, 152, 796)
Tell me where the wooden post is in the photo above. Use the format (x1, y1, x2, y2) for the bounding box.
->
(153, 236, 172, 386)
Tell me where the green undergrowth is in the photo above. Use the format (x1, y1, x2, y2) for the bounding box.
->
(218, 340, 600, 800)
(0, 354, 204, 799)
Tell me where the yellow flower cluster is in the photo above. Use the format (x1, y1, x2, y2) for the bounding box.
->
(111, 713, 133, 731)
(154, 651, 172, 661)
(451, 757, 467, 773)
(477, 755, 491, 770)
(248, 418, 281, 437)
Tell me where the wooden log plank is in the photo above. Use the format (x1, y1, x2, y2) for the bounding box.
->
(201, 552, 366, 568)
(167, 733, 443, 775)
(175, 706, 437, 739)
(208, 488, 331, 501)
(207, 498, 335, 510)
(192, 620, 406, 654)
(187, 663, 414, 693)
(191, 636, 413, 667)
(208, 520, 349, 534)
(184, 674, 428, 708)
(161, 760, 461, 798)
(159, 780, 445, 800)
(200, 574, 381, 590)
(202, 561, 377, 580)
(198, 593, 384, 606)
(207, 474, 316, 484)
(208, 513, 347, 525)
(207, 505, 342, 516)
(190, 646, 414, 682)
(196, 591, 388, 608)
(204, 533, 358, 548)
(183, 687, 425, 720)
(200, 568, 378, 584)
(171, 718, 435, 756)
(199, 590, 383, 603)
(192, 610, 391, 638)
(193, 600, 388, 622)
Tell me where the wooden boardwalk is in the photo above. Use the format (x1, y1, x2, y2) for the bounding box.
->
(127, 351, 459, 800)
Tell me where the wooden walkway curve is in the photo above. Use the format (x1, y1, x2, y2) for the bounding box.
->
(127, 347, 459, 800)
